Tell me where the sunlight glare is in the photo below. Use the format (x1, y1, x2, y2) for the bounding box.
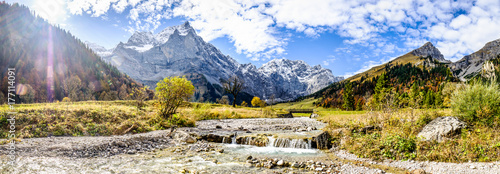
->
(32, 0, 67, 25)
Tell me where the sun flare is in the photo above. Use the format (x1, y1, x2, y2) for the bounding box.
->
(32, 0, 67, 24)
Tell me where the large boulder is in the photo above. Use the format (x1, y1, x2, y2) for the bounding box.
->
(310, 113, 319, 118)
(200, 133, 232, 143)
(173, 131, 198, 144)
(236, 134, 269, 147)
(417, 116, 466, 142)
(312, 131, 331, 149)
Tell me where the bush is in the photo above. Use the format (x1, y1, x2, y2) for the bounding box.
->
(382, 135, 417, 160)
(170, 114, 195, 127)
(241, 101, 248, 107)
(62, 97, 71, 102)
(451, 80, 500, 127)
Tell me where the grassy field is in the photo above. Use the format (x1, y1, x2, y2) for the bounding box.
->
(273, 98, 366, 118)
(273, 98, 317, 109)
(0, 98, 362, 139)
(0, 101, 278, 139)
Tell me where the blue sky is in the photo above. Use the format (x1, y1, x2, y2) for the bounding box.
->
(8, 0, 500, 77)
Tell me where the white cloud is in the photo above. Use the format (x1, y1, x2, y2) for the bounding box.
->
(424, 4, 500, 61)
(66, 0, 500, 63)
(449, 15, 471, 29)
(112, 0, 128, 13)
(172, 0, 283, 58)
(322, 55, 336, 66)
(32, 0, 69, 24)
(67, 0, 118, 17)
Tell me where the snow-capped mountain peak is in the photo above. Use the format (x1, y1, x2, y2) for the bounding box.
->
(155, 21, 196, 44)
(127, 31, 156, 46)
(89, 22, 343, 102)
(84, 41, 113, 57)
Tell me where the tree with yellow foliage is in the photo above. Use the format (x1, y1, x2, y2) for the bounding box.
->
(155, 76, 194, 120)
(251, 96, 263, 107)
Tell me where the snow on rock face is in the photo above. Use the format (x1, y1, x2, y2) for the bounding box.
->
(248, 59, 343, 101)
(88, 22, 343, 101)
(84, 41, 114, 57)
(155, 21, 196, 44)
(124, 44, 154, 53)
(127, 31, 156, 46)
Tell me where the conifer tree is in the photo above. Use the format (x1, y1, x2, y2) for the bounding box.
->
(342, 82, 355, 110)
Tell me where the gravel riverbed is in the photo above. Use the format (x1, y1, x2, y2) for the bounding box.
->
(1, 117, 499, 174)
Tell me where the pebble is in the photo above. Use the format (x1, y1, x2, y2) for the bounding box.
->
(277, 160, 284, 166)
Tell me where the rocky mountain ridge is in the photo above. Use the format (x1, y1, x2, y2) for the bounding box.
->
(450, 38, 500, 81)
(411, 40, 500, 81)
(89, 22, 342, 102)
(411, 42, 449, 63)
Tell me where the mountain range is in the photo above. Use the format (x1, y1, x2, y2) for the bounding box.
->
(88, 22, 343, 102)
(345, 40, 500, 83)
(86, 22, 500, 104)
(450, 39, 500, 81)
(311, 36, 500, 109)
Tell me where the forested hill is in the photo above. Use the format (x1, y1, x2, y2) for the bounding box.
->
(0, 2, 146, 103)
(308, 57, 458, 110)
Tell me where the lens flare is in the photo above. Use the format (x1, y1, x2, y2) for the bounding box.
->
(47, 26, 54, 102)
(16, 84, 28, 95)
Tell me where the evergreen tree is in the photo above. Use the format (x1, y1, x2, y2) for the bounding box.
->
(435, 91, 443, 108)
(342, 82, 355, 110)
(372, 73, 388, 109)
(409, 83, 419, 107)
(424, 90, 434, 108)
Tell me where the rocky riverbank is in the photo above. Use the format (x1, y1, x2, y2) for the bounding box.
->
(1, 117, 499, 174)
(0, 129, 175, 158)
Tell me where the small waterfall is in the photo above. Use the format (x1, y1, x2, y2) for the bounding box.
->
(307, 139, 312, 149)
(222, 137, 226, 143)
(267, 137, 312, 149)
(231, 135, 236, 145)
(267, 136, 276, 147)
(242, 136, 252, 145)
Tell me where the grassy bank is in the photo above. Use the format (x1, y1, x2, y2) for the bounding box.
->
(320, 108, 500, 162)
(0, 101, 278, 139)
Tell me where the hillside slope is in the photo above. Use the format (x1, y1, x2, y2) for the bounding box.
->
(309, 42, 457, 109)
(346, 42, 448, 82)
(0, 3, 144, 103)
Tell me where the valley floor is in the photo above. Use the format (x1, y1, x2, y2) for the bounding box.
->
(1, 116, 499, 174)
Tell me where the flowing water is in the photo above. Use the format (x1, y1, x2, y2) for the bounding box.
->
(223, 136, 320, 157)
(1, 117, 331, 173)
